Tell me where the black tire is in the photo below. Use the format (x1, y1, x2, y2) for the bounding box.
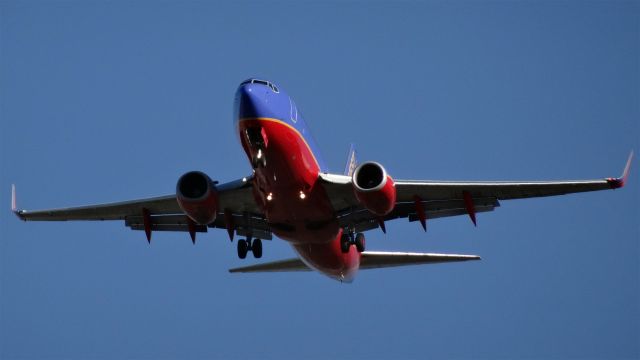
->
(340, 235, 350, 253)
(252, 238, 263, 258)
(355, 233, 365, 253)
(237, 239, 248, 259)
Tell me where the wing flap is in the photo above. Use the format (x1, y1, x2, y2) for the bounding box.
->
(130, 224, 208, 233)
(125, 212, 272, 240)
(336, 197, 500, 233)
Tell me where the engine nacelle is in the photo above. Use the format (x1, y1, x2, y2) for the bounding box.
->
(176, 171, 218, 225)
(352, 162, 396, 216)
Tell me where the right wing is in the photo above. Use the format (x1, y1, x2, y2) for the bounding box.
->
(228, 251, 480, 273)
(321, 151, 633, 233)
(13, 176, 271, 241)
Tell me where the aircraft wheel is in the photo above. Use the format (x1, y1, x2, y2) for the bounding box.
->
(355, 233, 365, 253)
(237, 239, 248, 259)
(340, 235, 350, 254)
(252, 238, 263, 258)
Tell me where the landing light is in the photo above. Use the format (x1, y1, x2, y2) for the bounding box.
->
(267, 193, 273, 201)
(299, 191, 306, 200)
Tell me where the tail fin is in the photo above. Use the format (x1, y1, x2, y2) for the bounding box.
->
(344, 143, 358, 176)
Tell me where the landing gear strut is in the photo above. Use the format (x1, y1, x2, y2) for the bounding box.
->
(340, 231, 365, 254)
(237, 237, 263, 259)
(251, 148, 267, 169)
(246, 127, 267, 169)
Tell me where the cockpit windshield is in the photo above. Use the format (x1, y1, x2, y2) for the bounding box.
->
(240, 78, 279, 93)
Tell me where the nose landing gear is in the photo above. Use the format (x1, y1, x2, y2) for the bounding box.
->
(251, 148, 267, 169)
(245, 127, 268, 169)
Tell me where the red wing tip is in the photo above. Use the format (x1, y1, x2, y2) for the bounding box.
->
(608, 151, 634, 189)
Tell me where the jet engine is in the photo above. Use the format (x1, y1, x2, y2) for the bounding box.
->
(176, 171, 218, 224)
(352, 162, 396, 216)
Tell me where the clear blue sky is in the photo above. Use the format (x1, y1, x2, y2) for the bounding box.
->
(1, 1, 638, 359)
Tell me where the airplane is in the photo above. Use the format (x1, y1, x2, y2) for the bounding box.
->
(12, 78, 633, 282)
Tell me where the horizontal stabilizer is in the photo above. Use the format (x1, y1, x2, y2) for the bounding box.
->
(359, 251, 480, 269)
(228, 251, 480, 273)
(229, 258, 311, 273)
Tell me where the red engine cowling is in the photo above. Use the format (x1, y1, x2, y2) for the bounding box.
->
(352, 162, 396, 216)
(176, 171, 218, 225)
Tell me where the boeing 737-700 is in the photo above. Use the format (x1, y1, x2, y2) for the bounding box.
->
(13, 78, 633, 281)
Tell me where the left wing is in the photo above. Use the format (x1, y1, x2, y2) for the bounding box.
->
(321, 152, 633, 232)
(13, 176, 271, 241)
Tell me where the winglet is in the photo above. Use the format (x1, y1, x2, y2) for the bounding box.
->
(11, 184, 25, 221)
(11, 184, 17, 212)
(607, 151, 633, 189)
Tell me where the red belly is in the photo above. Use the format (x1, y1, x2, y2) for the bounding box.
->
(292, 229, 360, 282)
(238, 118, 340, 244)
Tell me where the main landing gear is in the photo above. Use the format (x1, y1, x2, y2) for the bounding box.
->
(237, 236, 262, 259)
(340, 232, 365, 254)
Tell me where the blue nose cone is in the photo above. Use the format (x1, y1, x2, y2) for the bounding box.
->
(236, 83, 273, 119)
